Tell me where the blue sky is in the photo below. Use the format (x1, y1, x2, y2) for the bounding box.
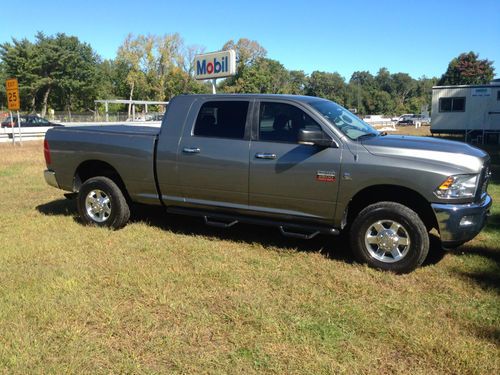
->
(1, 0, 499, 80)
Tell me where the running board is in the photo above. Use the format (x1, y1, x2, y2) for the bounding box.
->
(204, 216, 238, 228)
(167, 207, 340, 238)
(279, 226, 320, 240)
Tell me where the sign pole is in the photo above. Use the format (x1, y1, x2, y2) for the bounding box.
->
(9, 110, 14, 145)
(212, 79, 217, 94)
(17, 110, 22, 145)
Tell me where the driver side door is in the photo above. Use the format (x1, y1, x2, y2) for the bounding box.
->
(249, 101, 343, 223)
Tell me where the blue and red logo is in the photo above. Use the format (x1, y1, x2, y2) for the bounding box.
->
(196, 56, 229, 75)
(194, 50, 236, 80)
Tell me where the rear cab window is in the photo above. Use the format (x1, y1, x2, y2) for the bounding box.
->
(193, 101, 249, 139)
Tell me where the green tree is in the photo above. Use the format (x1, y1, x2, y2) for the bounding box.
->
(36, 33, 101, 116)
(371, 90, 394, 114)
(220, 38, 267, 89)
(287, 70, 308, 95)
(414, 76, 437, 114)
(178, 44, 210, 95)
(1, 33, 102, 115)
(95, 59, 119, 100)
(222, 38, 267, 70)
(49, 34, 101, 115)
(390, 72, 415, 110)
(158, 36, 209, 98)
(374, 69, 436, 115)
(350, 71, 376, 90)
(375, 67, 392, 93)
(0, 61, 6, 110)
(347, 71, 378, 115)
(0, 38, 40, 111)
(406, 96, 428, 115)
(115, 33, 208, 112)
(224, 58, 289, 93)
(116, 34, 148, 116)
(438, 51, 495, 85)
(306, 71, 346, 104)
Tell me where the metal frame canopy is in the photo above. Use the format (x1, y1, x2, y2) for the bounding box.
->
(94, 99, 169, 121)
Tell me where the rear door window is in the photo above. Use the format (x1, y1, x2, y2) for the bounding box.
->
(193, 101, 249, 139)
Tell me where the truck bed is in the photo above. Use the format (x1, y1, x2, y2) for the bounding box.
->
(46, 124, 161, 205)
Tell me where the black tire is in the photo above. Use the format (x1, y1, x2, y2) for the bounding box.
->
(77, 176, 130, 229)
(349, 201, 429, 273)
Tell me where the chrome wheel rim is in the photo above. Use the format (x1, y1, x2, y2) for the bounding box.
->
(85, 189, 111, 223)
(364, 220, 411, 263)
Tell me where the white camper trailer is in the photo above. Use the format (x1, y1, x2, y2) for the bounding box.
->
(431, 81, 500, 143)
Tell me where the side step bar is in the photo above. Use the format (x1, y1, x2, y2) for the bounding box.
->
(279, 226, 320, 240)
(167, 207, 340, 238)
(203, 216, 238, 228)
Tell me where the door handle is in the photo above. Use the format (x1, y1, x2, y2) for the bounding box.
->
(255, 153, 277, 160)
(183, 147, 200, 154)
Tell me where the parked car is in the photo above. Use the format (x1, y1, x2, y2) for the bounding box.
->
(1, 115, 61, 128)
(397, 114, 431, 126)
(411, 114, 431, 124)
(43, 94, 492, 273)
(395, 114, 415, 125)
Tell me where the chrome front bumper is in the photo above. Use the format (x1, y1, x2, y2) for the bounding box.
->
(44, 170, 59, 189)
(432, 194, 492, 247)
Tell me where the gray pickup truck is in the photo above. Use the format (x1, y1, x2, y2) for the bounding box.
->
(43, 94, 492, 273)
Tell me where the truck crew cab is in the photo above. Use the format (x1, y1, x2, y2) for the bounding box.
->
(43, 94, 492, 273)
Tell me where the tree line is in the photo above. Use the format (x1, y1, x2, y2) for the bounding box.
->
(0, 32, 495, 116)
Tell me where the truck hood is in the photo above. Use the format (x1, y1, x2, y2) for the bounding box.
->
(361, 135, 488, 172)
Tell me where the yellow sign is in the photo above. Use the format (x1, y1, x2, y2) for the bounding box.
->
(6, 78, 20, 111)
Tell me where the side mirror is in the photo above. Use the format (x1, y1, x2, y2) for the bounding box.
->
(298, 129, 335, 148)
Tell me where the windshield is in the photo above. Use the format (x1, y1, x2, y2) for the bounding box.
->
(308, 99, 379, 140)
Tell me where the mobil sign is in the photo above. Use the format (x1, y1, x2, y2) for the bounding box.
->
(194, 50, 236, 80)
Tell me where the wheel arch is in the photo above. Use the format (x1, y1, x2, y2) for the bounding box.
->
(73, 160, 130, 201)
(344, 184, 438, 231)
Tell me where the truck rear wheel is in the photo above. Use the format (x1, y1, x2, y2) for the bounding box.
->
(349, 201, 429, 273)
(77, 176, 130, 229)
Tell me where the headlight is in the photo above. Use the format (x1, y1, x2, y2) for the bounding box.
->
(434, 174, 478, 199)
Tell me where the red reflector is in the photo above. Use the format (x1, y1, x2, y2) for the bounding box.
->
(44, 140, 51, 165)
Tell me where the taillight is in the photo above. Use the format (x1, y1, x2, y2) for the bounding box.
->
(44, 139, 51, 165)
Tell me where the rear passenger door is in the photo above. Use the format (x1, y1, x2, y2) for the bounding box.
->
(249, 101, 342, 222)
(177, 100, 252, 210)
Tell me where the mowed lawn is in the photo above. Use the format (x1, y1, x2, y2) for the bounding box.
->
(0, 136, 498, 374)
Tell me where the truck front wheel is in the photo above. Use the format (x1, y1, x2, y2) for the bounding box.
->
(349, 202, 429, 273)
(77, 176, 130, 230)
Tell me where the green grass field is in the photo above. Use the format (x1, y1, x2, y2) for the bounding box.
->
(0, 134, 499, 374)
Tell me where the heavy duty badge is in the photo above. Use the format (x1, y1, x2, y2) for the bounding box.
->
(316, 171, 336, 182)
